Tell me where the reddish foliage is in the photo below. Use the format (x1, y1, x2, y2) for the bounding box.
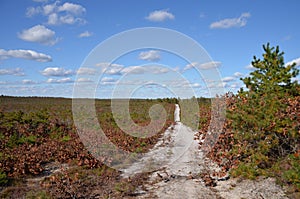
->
(197, 93, 300, 180)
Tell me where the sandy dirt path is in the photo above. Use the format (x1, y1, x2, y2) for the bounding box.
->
(121, 104, 288, 199)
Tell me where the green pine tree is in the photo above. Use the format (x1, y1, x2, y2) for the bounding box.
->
(241, 43, 299, 96)
(228, 43, 299, 179)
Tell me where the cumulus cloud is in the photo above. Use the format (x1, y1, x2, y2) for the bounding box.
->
(0, 49, 52, 62)
(47, 13, 85, 25)
(207, 81, 227, 89)
(210, 12, 251, 29)
(26, 1, 86, 25)
(146, 9, 175, 22)
(77, 67, 97, 75)
(183, 63, 195, 71)
(138, 50, 161, 61)
(94, 63, 170, 75)
(121, 66, 146, 74)
(41, 67, 74, 76)
(184, 61, 221, 71)
(46, 13, 57, 24)
(22, 79, 37, 84)
(233, 72, 244, 77)
(191, 83, 201, 88)
(58, 2, 86, 15)
(78, 31, 93, 38)
(96, 63, 125, 75)
(100, 77, 116, 85)
(0, 68, 25, 76)
(76, 78, 93, 83)
(43, 3, 57, 15)
(286, 57, 300, 67)
(121, 65, 169, 75)
(61, 14, 85, 24)
(18, 25, 58, 45)
(199, 61, 222, 69)
(222, 76, 236, 82)
(101, 77, 116, 82)
(46, 77, 73, 83)
(26, 6, 42, 17)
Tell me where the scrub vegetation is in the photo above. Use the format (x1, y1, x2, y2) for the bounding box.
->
(0, 97, 174, 198)
(199, 44, 300, 193)
(0, 44, 299, 198)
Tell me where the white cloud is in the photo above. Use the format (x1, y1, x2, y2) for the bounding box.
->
(77, 78, 93, 83)
(245, 64, 255, 70)
(183, 62, 196, 71)
(105, 65, 124, 75)
(94, 63, 170, 75)
(95, 62, 112, 67)
(210, 12, 251, 29)
(222, 76, 235, 82)
(58, 2, 86, 15)
(50, 2, 86, 25)
(78, 31, 93, 38)
(48, 13, 85, 25)
(0, 68, 25, 76)
(199, 61, 222, 69)
(138, 50, 161, 61)
(27, 1, 86, 25)
(173, 66, 180, 72)
(121, 65, 169, 75)
(26, 7, 42, 17)
(286, 57, 300, 67)
(59, 14, 76, 24)
(184, 61, 221, 71)
(121, 66, 146, 74)
(100, 77, 117, 85)
(46, 77, 73, 83)
(234, 72, 244, 77)
(22, 79, 37, 84)
(146, 9, 175, 22)
(191, 83, 201, 88)
(77, 67, 97, 75)
(41, 67, 74, 76)
(96, 63, 125, 75)
(207, 81, 227, 89)
(101, 77, 115, 82)
(0, 49, 52, 62)
(47, 13, 58, 25)
(18, 25, 58, 46)
(230, 83, 242, 89)
(43, 3, 57, 15)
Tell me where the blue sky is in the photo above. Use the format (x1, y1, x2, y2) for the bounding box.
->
(0, 0, 299, 98)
